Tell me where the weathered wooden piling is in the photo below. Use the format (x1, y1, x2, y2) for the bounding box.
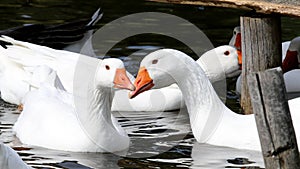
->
(248, 68, 300, 169)
(240, 15, 282, 114)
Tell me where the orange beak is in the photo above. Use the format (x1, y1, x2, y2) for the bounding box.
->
(234, 32, 242, 70)
(234, 33, 241, 51)
(129, 66, 154, 99)
(238, 50, 242, 70)
(282, 50, 299, 73)
(113, 68, 135, 91)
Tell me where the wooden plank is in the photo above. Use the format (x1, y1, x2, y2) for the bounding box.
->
(248, 67, 300, 169)
(240, 15, 282, 114)
(149, 0, 300, 17)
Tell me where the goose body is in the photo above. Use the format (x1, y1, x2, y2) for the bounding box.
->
(0, 36, 81, 99)
(130, 49, 300, 151)
(13, 59, 133, 152)
(111, 84, 184, 111)
(0, 36, 240, 111)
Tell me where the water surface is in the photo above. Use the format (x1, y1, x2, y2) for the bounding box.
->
(1, 0, 300, 168)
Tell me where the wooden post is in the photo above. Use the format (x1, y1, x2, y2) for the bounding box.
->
(248, 68, 300, 169)
(240, 14, 282, 114)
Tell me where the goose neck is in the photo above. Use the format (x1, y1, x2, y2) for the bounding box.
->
(74, 86, 129, 152)
(171, 56, 225, 142)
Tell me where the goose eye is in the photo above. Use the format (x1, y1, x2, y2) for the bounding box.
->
(152, 59, 158, 64)
(233, 31, 236, 35)
(224, 51, 230, 56)
(105, 65, 110, 70)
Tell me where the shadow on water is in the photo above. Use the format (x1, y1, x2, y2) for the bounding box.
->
(1, 0, 300, 168)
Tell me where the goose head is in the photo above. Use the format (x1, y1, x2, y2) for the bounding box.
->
(129, 49, 189, 98)
(229, 27, 242, 68)
(198, 45, 241, 82)
(282, 37, 300, 73)
(229, 26, 241, 51)
(95, 58, 135, 91)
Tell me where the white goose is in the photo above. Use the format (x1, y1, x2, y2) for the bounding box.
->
(0, 36, 241, 111)
(13, 58, 134, 152)
(230, 27, 300, 98)
(129, 49, 300, 151)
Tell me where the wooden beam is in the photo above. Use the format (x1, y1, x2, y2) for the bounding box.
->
(240, 14, 281, 114)
(148, 0, 300, 17)
(248, 68, 300, 168)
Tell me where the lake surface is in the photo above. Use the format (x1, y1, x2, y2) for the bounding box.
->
(1, 0, 300, 168)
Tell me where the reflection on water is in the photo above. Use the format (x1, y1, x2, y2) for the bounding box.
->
(1, 0, 300, 168)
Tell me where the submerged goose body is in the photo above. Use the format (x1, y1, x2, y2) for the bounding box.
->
(0, 36, 240, 111)
(130, 49, 300, 151)
(13, 59, 134, 152)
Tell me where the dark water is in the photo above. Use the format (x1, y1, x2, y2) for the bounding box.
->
(1, 0, 300, 169)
